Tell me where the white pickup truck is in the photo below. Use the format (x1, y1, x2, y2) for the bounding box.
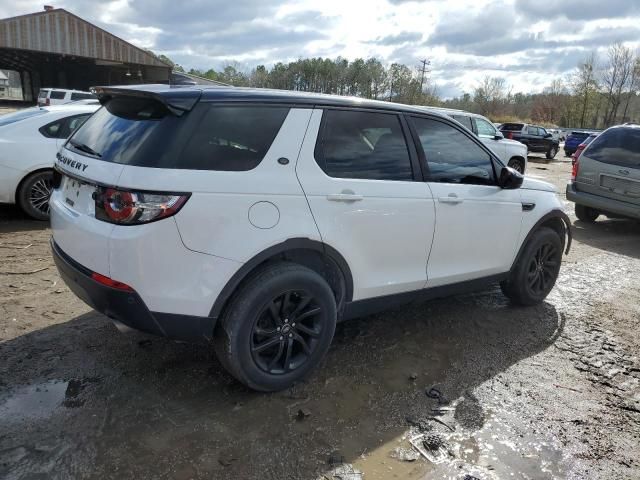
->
(420, 107, 529, 174)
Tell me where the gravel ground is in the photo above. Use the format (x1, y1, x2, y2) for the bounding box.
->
(0, 156, 639, 480)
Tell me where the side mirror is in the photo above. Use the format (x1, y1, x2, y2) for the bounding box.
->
(493, 131, 504, 140)
(544, 133, 552, 138)
(498, 166, 523, 189)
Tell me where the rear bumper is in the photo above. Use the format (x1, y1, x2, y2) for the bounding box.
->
(51, 238, 215, 342)
(566, 183, 640, 220)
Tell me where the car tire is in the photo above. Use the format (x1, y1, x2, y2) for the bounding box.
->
(214, 262, 337, 392)
(17, 170, 54, 221)
(500, 227, 563, 306)
(575, 204, 599, 223)
(508, 157, 525, 174)
(546, 146, 558, 159)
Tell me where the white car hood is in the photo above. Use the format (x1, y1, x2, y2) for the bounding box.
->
(521, 176, 556, 193)
(502, 138, 526, 148)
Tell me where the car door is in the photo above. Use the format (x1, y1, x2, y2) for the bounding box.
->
(296, 108, 436, 300)
(526, 126, 542, 151)
(407, 115, 523, 287)
(473, 116, 506, 160)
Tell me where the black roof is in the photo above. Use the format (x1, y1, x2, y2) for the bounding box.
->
(92, 83, 447, 117)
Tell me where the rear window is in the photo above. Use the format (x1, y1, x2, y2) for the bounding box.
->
(50, 91, 66, 100)
(583, 127, 640, 168)
(69, 98, 289, 171)
(500, 123, 523, 131)
(0, 108, 47, 127)
(451, 114, 473, 131)
(570, 131, 589, 139)
(38, 90, 49, 99)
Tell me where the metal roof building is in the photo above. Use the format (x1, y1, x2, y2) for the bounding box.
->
(0, 6, 173, 101)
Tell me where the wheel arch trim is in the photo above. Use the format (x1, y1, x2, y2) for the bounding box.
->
(511, 209, 572, 272)
(208, 238, 354, 320)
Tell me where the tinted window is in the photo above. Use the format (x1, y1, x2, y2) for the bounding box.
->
(583, 127, 640, 168)
(411, 117, 495, 185)
(500, 123, 523, 131)
(39, 118, 64, 138)
(70, 99, 288, 171)
(475, 118, 496, 137)
(452, 114, 473, 131)
(38, 90, 49, 99)
(526, 126, 539, 135)
(50, 91, 66, 100)
(0, 108, 47, 127)
(70, 92, 95, 101)
(316, 110, 413, 181)
(179, 106, 289, 171)
(539, 127, 548, 136)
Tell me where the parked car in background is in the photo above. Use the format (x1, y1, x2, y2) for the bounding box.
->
(51, 85, 571, 392)
(37, 88, 96, 106)
(422, 107, 528, 173)
(0, 104, 99, 219)
(571, 133, 598, 165)
(567, 124, 640, 222)
(564, 131, 593, 157)
(547, 129, 563, 142)
(499, 123, 560, 159)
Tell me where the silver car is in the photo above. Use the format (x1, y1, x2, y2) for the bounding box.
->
(566, 124, 640, 222)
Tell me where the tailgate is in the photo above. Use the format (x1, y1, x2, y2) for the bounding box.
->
(50, 148, 125, 275)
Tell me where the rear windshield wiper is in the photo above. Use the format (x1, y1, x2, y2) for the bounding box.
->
(69, 139, 102, 158)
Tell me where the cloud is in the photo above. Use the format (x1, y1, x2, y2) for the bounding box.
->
(515, 0, 640, 21)
(370, 31, 424, 46)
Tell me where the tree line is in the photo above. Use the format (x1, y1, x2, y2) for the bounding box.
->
(159, 41, 639, 129)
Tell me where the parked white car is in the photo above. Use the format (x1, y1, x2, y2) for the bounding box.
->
(0, 104, 98, 219)
(37, 88, 96, 106)
(421, 107, 529, 174)
(51, 86, 571, 392)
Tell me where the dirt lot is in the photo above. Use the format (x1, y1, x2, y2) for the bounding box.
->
(1, 157, 639, 480)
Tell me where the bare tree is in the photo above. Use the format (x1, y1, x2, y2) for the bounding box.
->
(601, 42, 635, 126)
(571, 52, 598, 128)
(621, 54, 640, 122)
(473, 76, 508, 116)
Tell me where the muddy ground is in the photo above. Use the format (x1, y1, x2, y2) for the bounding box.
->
(1, 156, 639, 480)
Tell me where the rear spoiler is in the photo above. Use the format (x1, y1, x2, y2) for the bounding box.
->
(91, 85, 202, 116)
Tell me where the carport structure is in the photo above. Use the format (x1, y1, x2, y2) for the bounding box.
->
(0, 7, 172, 102)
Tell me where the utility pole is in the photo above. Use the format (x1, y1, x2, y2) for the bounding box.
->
(417, 58, 431, 93)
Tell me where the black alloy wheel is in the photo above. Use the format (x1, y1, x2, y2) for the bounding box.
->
(18, 170, 54, 221)
(250, 290, 324, 374)
(526, 243, 560, 296)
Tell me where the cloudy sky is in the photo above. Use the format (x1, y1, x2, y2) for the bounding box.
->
(2, 0, 640, 98)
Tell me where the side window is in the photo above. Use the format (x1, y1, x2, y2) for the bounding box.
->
(58, 114, 92, 138)
(316, 110, 413, 181)
(70, 92, 95, 101)
(451, 114, 473, 131)
(39, 119, 65, 138)
(411, 117, 495, 185)
(539, 127, 548, 136)
(49, 91, 66, 100)
(179, 105, 289, 171)
(475, 118, 497, 137)
(526, 126, 539, 136)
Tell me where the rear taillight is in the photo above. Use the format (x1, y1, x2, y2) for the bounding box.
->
(571, 157, 579, 182)
(506, 132, 513, 139)
(45, 98, 50, 106)
(95, 187, 189, 225)
(91, 272, 134, 291)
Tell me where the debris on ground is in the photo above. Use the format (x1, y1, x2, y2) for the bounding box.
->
(319, 463, 363, 480)
(409, 434, 450, 464)
(297, 408, 312, 420)
(390, 446, 420, 462)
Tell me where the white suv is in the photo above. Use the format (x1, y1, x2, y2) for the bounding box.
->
(50, 86, 571, 391)
(37, 88, 96, 106)
(421, 107, 529, 174)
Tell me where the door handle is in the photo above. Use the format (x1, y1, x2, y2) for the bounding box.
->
(438, 193, 464, 204)
(327, 191, 363, 202)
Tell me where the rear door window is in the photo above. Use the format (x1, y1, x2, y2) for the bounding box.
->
(315, 109, 414, 181)
(50, 91, 66, 100)
(410, 116, 495, 185)
(500, 123, 523, 131)
(526, 126, 539, 135)
(69, 98, 289, 171)
(70, 92, 95, 101)
(584, 127, 640, 168)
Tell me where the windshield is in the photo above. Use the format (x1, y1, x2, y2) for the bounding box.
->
(0, 108, 48, 128)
